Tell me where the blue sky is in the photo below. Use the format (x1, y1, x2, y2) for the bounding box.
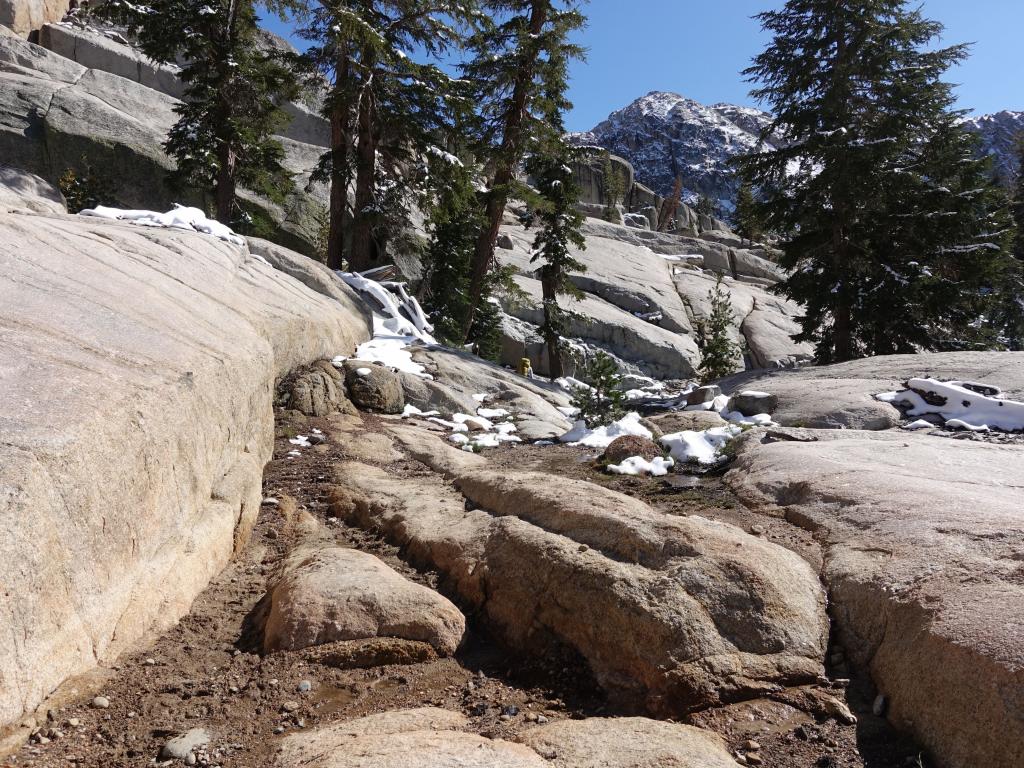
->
(261, 0, 1024, 131)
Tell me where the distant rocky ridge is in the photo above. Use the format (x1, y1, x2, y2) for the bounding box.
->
(572, 91, 1023, 213)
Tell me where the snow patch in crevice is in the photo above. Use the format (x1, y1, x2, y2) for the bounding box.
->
(876, 378, 1024, 432)
(79, 205, 246, 245)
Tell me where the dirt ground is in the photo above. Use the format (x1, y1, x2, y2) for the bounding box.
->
(4, 409, 927, 768)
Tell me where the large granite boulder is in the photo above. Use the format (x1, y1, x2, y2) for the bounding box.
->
(0, 164, 63, 213)
(335, 422, 828, 715)
(0, 34, 326, 253)
(729, 428, 1024, 768)
(720, 352, 1024, 430)
(0, 212, 368, 735)
(262, 546, 466, 654)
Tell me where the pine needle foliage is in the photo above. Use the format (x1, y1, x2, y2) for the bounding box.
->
(101, 0, 298, 225)
(740, 0, 1013, 362)
(571, 351, 625, 427)
(697, 275, 742, 384)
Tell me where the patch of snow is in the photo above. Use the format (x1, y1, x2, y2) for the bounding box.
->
(721, 409, 773, 427)
(660, 426, 743, 466)
(428, 417, 469, 433)
(453, 413, 493, 431)
(477, 407, 510, 420)
(472, 393, 489, 403)
(556, 405, 581, 418)
(355, 367, 372, 377)
(402, 404, 440, 418)
(607, 455, 675, 476)
(946, 418, 989, 432)
(79, 205, 245, 245)
(289, 435, 311, 448)
(685, 394, 730, 412)
(448, 433, 470, 445)
(901, 419, 935, 430)
(877, 378, 1024, 432)
(558, 412, 652, 449)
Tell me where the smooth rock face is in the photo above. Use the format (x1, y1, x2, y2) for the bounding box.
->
(0, 0, 68, 37)
(0, 165, 63, 213)
(0, 34, 326, 252)
(729, 429, 1024, 768)
(336, 425, 828, 714)
(277, 708, 547, 768)
(343, 361, 405, 414)
(262, 546, 465, 655)
(721, 352, 1024, 430)
(405, 347, 572, 441)
(0, 213, 368, 730)
(518, 717, 740, 767)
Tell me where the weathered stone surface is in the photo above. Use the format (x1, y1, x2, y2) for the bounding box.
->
(728, 390, 778, 417)
(0, 212, 368, 733)
(278, 360, 356, 417)
(0, 0, 68, 37)
(343, 361, 405, 414)
(0, 164, 63, 213)
(0, 34, 327, 252)
(160, 728, 210, 760)
(277, 708, 546, 768)
(519, 717, 740, 767)
(686, 384, 721, 406)
(729, 429, 1024, 768)
(603, 434, 662, 463)
(335, 423, 828, 714)
(404, 347, 573, 441)
(262, 546, 465, 654)
(675, 271, 812, 370)
(649, 410, 728, 433)
(507, 274, 699, 380)
(721, 352, 1024, 430)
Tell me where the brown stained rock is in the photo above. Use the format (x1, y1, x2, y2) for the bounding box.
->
(603, 435, 662, 464)
(279, 360, 357, 417)
(262, 546, 465, 655)
(343, 361, 405, 414)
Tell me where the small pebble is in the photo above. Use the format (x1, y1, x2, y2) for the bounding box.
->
(273, 726, 285, 735)
(67, 718, 80, 728)
(145, 658, 156, 666)
(90, 696, 110, 709)
(297, 680, 312, 693)
(281, 701, 300, 713)
(746, 753, 763, 765)
(745, 740, 761, 751)
(872, 694, 887, 716)
(536, 715, 548, 724)
(750, 525, 766, 536)
(185, 754, 197, 766)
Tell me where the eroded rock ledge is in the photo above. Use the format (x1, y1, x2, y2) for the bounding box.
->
(0, 212, 369, 733)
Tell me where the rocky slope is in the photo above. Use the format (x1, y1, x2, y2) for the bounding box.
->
(573, 91, 1023, 211)
(0, 185, 369, 740)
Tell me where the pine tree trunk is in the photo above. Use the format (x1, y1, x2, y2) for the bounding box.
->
(460, 0, 548, 341)
(349, 57, 378, 274)
(831, 219, 853, 362)
(327, 51, 350, 271)
(541, 267, 563, 378)
(214, 141, 236, 224)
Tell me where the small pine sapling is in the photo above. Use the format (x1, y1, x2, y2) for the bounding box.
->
(697, 275, 741, 383)
(571, 351, 626, 426)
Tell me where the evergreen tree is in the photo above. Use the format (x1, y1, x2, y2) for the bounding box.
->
(694, 194, 719, 220)
(733, 182, 761, 245)
(992, 135, 1024, 348)
(527, 139, 587, 378)
(740, 0, 1012, 362)
(697, 275, 742, 383)
(600, 150, 624, 222)
(300, 1, 477, 270)
(102, 0, 298, 225)
(570, 351, 625, 426)
(458, 0, 587, 341)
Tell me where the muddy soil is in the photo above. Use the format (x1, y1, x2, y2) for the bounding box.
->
(5, 410, 926, 768)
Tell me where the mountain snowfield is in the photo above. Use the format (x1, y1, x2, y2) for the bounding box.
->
(572, 90, 1023, 212)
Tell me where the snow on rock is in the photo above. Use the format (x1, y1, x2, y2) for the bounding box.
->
(79, 205, 246, 245)
(402, 404, 440, 418)
(877, 378, 1024, 432)
(336, 272, 437, 378)
(558, 412, 653, 449)
(608, 455, 675, 477)
(661, 426, 743, 466)
(902, 419, 935, 431)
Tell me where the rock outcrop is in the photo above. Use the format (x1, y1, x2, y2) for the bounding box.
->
(0, 33, 326, 253)
(262, 546, 466, 654)
(0, 211, 368, 733)
(719, 351, 1024, 429)
(729, 426, 1024, 768)
(0, 164, 63, 213)
(332, 421, 828, 714)
(0, 0, 68, 37)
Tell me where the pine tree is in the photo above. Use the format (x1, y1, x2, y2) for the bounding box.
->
(697, 275, 742, 383)
(740, 0, 1012, 362)
(300, 1, 477, 270)
(527, 139, 587, 378)
(600, 150, 624, 222)
(101, 0, 298, 225)
(458, 0, 587, 341)
(694, 194, 719, 220)
(570, 351, 625, 426)
(733, 182, 761, 245)
(992, 135, 1024, 349)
